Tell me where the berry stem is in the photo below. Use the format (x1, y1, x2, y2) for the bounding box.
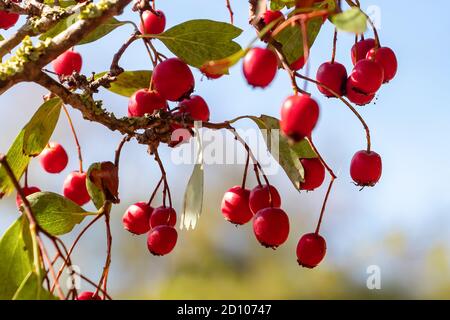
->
(241, 151, 250, 189)
(148, 176, 164, 206)
(114, 135, 132, 168)
(24, 165, 29, 188)
(225, 0, 234, 25)
(154, 149, 172, 208)
(62, 105, 84, 172)
(331, 28, 338, 64)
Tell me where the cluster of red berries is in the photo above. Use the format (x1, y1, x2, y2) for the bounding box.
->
(0, 4, 19, 31)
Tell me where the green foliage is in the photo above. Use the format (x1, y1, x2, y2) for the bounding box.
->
(86, 162, 106, 210)
(331, 7, 367, 33)
(13, 272, 57, 300)
(95, 71, 152, 97)
(270, 0, 297, 11)
(0, 98, 62, 197)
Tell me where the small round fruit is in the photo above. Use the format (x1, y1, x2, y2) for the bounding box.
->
(280, 94, 320, 141)
(296, 232, 326, 268)
(300, 158, 325, 191)
(0, 10, 19, 30)
(122, 202, 153, 235)
(16, 186, 41, 208)
(290, 56, 305, 71)
(152, 58, 195, 101)
(178, 95, 210, 122)
(345, 78, 375, 106)
(52, 50, 82, 76)
(39, 142, 69, 174)
(147, 225, 178, 256)
(63, 171, 90, 206)
(76, 291, 101, 300)
(139, 10, 166, 35)
(366, 47, 397, 83)
(249, 184, 281, 214)
(350, 59, 384, 94)
(351, 38, 376, 65)
(128, 89, 167, 117)
(221, 186, 253, 225)
(243, 47, 278, 88)
(350, 150, 382, 187)
(150, 206, 177, 228)
(316, 62, 347, 97)
(253, 207, 290, 248)
(261, 10, 284, 31)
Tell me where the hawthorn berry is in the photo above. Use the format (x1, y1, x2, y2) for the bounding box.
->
(296, 233, 326, 268)
(249, 184, 281, 215)
(349, 59, 384, 94)
(243, 47, 278, 88)
(221, 186, 253, 225)
(290, 56, 305, 71)
(128, 89, 167, 117)
(345, 79, 375, 106)
(351, 38, 376, 65)
(300, 158, 325, 191)
(261, 10, 284, 31)
(16, 186, 41, 208)
(280, 94, 320, 142)
(39, 142, 68, 174)
(147, 225, 178, 256)
(152, 58, 195, 101)
(253, 207, 290, 248)
(52, 50, 82, 76)
(350, 150, 382, 187)
(366, 47, 398, 83)
(76, 291, 102, 300)
(139, 10, 166, 35)
(150, 206, 177, 228)
(0, 10, 19, 30)
(122, 202, 153, 235)
(63, 171, 91, 206)
(316, 62, 347, 97)
(178, 95, 210, 122)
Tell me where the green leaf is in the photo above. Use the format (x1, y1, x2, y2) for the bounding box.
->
(249, 115, 317, 191)
(155, 19, 243, 68)
(0, 34, 4, 41)
(79, 18, 127, 45)
(0, 217, 34, 300)
(331, 7, 367, 33)
(0, 98, 62, 197)
(270, 0, 296, 10)
(86, 162, 105, 210)
(26, 192, 88, 236)
(95, 70, 152, 97)
(39, 16, 74, 41)
(13, 271, 57, 300)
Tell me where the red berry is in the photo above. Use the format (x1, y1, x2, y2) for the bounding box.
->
(152, 58, 195, 101)
(349, 59, 384, 94)
(150, 206, 177, 228)
(52, 50, 82, 76)
(122, 202, 153, 235)
(351, 38, 376, 65)
(128, 89, 167, 117)
(16, 186, 41, 208)
(178, 95, 210, 122)
(243, 47, 278, 88)
(39, 142, 68, 174)
(345, 78, 375, 106)
(0, 10, 19, 30)
(253, 207, 290, 248)
(290, 56, 306, 71)
(221, 186, 253, 225)
(147, 225, 178, 256)
(63, 171, 90, 206)
(76, 291, 102, 300)
(300, 158, 325, 191)
(350, 150, 382, 187)
(366, 47, 397, 83)
(249, 184, 281, 215)
(139, 10, 166, 35)
(296, 233, 326, 268)
(261, 10, 284, 30)
(316, 62, 347, 97)
(280, 94, 320, 142)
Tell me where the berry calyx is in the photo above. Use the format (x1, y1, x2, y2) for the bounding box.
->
(63, 171, 91, 206)
(39, 142, 69, 174)
(350, 150, 382, 187)
(253, 207, 290, 248)
(0, 10, 19, 30)
(122, 202, 153, 235)
(249, 184, 281, 215)
(300, 158, 325, 191)
(316, 62, 347, 97)
(76, 291, 102, 300)
(351, 38, 376, 65)
(221, 186, 253, 225)
(152, 58, 195, 101)
(261, 10, 284, 31)
(296, 232, 326, 268)
(139, 10, 166, 35)
(243, 47, 278, 88)
(52, 50, 82, 77)
(280, 94, 320, 142)
(147, 225, 178, 256)
(178, 95, 210, 122)
(290, 56, 306, 71)
(150, 206, 177, 228)
(366, 47, 397, 83)
(16, 186, 41, 208)
(128, 89, 167, 117)
(349, 59, 384, 94)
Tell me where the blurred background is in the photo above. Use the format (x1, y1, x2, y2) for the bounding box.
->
(1, 0, 450, 299)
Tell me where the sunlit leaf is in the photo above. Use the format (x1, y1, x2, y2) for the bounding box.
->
(331, 7, 367, 33)
(95, 70, 152, 97)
